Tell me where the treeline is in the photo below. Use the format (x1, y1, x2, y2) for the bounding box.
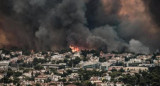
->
(119, 67, 160, 86)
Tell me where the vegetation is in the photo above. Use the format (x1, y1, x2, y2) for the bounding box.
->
(78, 69, 105, 81)
(99, 57, 106, 62)
(66, 57, 81, 67)
(33, 58, 47, 65)
(118, 67, 160, 86)
(34, 65, 44, 70)
(81, 50, 100, 57)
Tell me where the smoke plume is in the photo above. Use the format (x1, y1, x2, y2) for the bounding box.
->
(0, 0, 160, 54)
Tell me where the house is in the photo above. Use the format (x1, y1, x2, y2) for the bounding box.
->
(68, 73, 79, 80)
(40, 83, 49, 86)
(5, 54, 11, 58)
(23, 72, 32, 78)
(90, 76, 102, 84)
(80, 60, 100, 70)
(100, 62, 111, 71)
(48, 81, 64, 86)
(36, 56, 45, 59)
(49, 81, 64, 86)
(139, 64, 155, 67)
(66, 84, 77, 86)
(108, 59, 117, 64)
(10, 57, 18, 63)
(124, 67, 148, 73)
(128, 58, 142, 63)
(20, 81, 35, 86)
(108, 66, 123, 71)
(1, 54, 5, 58)
(98, 82, 124, 86)
(51, 54, 65, 61)
(59, 63, 66, 66)
(107, 82, 114, 86)
(115, 82, 124, 86)
(0, 61, 9, 71)
(35, 75, 48, 83)
(72, 67, 80, 72)
(100, 53, 114, 60)
(98, 83, 108, 86)
(56, 82, 64, 86)
(0, 74, 4, 79)
(73, 52, 81, 58)
(57, 69, 65, 74)
(102, 73, 111, 81)
(50, 74, 61, 81)
(42, 63, 59, 69)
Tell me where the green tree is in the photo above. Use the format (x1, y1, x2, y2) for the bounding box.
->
(13, 77, 20, 85)
(99, 57, 106, 62)
(14, 72, 22, 77)
(119, 68, 125, 72)
(59, 78, 66, 82)
(34, 65, 44, 70)
(74, 57, 81, 65)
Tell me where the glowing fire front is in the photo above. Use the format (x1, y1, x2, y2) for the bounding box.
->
(69, 45, 80, 52)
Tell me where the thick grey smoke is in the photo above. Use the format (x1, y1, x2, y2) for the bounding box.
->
(1, 0, 160, 54)
(92, 25, 127, 52)
(129, 39, 150, 54)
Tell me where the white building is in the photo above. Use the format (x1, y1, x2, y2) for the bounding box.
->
(0, 61, 9, 71)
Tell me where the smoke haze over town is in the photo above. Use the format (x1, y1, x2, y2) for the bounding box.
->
(0, 0, 160, 54)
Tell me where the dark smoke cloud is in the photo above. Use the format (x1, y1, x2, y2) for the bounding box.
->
(0, 0, 160, 54)
(85, 0, 121, 29)
(143, 0, 160, 26)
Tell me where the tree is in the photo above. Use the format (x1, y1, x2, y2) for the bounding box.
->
(67, 57, 81, 67)
(65, 55, 70, 58)
(99, 57, 106, 62)
(125, 57, 129, 61)
(13, 77, 20, 85)
(7, 68, 14, 77)
(74, 57, 81, 65)
(109, 71, 122, 80)
(34, 65, 44, 70)
(14, 72, 22, 77)
(119, 67, 160, 86)
(111, 69, 117, 72)
(81, 50, 88, 57)
(17, 59, 24, 63)
(78, 69, 104, 81)
(45, 78, 51, 83)
(33, 58, 47, 65)
(23, 69, 30, 73)
(115, 62, 124, 66)
(119, 68, 125, 72)
(59, 78, 66, 82)
(152, 53, 156, 60)
(22, 50, 31, 56)
(83, 56, 88, 61)
(0, 76, 12, 83)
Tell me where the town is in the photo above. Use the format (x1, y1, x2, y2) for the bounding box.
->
(0, 48, 160, 86)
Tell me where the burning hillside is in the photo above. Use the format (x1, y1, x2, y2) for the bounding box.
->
(0, 0, 160, 54)
(69, 45, 80, 52)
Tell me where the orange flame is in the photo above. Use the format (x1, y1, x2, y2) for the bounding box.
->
(69, 45, 80, 52)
